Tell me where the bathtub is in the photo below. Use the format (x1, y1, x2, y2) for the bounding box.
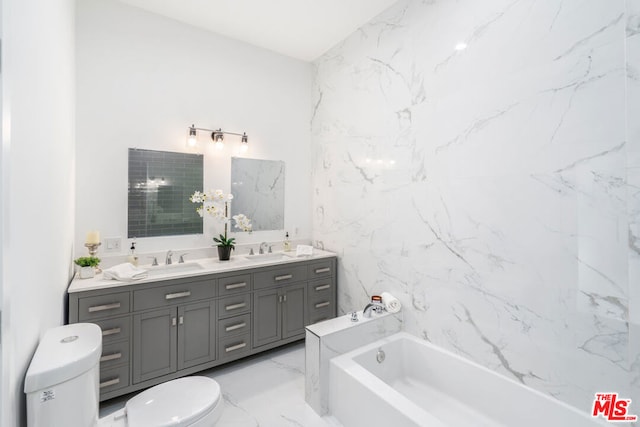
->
(329, 332, 601, 427)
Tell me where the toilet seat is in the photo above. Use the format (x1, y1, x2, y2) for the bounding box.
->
(126, 376, 221, 427)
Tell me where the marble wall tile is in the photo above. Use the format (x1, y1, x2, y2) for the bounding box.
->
(312, 0, 635, 414)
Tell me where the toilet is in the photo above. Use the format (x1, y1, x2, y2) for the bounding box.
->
(24, 323, 223, 427)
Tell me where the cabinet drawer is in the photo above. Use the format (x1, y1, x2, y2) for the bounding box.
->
(308, 278, 334, 304)
(133, 279, 215, 311)
(218, 294, 251, 318)
(218, 274, 251, 296)
(79, 292, 130, 321)
(93, 316, 130, 343)
(254, 265, 307, 289)
(218, 313, 251, 339)
(219, 333, 251, 361)
(308, 260, 334, 279)
(100, 340, 130, 369)
(308, 306, 334, 325)
(99, 365, 129, 395)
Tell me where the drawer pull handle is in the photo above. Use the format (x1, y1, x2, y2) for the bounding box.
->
(99, 378, 120, 389)
(88, 302, 121, 313)
(315, 284, 330, 291)
(315, 267, 331, 274)
(275, 274, 293, 281)
(225, 302, 246, 311)
(101, 327, 121, 336)
(315, 301, 330, 309)
(225, 282, 247, 290)
(225, 322, 247, 332)
(100, 352, 122, 362)
(165, 291, 191, 300)
(225, 342, 247, 353)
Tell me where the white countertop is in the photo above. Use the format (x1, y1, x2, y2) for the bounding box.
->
(68, 249, 337, 294)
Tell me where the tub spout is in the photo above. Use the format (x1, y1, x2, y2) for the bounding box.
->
(363, 302, 385, 318)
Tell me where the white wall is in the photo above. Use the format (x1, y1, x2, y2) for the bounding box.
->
(1, 0, 76, 425)
(75, 0, 312, 258)
(312, 0, 638, 412)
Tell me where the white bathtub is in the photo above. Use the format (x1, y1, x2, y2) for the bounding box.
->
(329, 332, 601, 427)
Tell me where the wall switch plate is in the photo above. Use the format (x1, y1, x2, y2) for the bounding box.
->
(104, 237, 122, 253)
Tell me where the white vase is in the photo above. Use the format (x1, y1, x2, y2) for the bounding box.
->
(78, 266, 95, 279)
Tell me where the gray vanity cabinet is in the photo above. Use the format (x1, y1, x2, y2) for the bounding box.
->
(253, 283, 306, 348)
(132, 300, 218, 384)
(253, 264, 309, 348)
(67, 255, 337, 401)
(178, 301, 217, 369)
(132, 307, 177, 383)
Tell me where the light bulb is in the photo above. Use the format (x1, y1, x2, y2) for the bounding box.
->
(455, 42, 467, 51)
(240, 143, 249, 152)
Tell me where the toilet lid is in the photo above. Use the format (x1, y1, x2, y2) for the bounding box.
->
(126, 376, 221, 427)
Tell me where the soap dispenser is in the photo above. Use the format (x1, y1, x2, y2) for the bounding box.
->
(127, 240, 139, 266)
(283, 232, 291, 252)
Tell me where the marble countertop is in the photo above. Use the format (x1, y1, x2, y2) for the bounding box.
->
(68, 249, 337, 294)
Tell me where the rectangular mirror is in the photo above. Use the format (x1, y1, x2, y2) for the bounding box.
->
(231, 157, 285, 231)
(128, 148, 203, 238)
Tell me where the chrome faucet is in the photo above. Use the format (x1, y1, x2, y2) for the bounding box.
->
(362, 301, 385, 318)
(165, 250, 174, 265)
(259, 242, 268, 254)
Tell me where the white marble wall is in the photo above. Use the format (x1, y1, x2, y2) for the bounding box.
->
(311, 0, 639, 413)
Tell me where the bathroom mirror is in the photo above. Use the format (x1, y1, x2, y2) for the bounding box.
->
(231, 157, 285, 231)
(128, 148, 203, 238)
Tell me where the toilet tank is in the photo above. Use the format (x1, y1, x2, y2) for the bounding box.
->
(24, 323, 102, 427)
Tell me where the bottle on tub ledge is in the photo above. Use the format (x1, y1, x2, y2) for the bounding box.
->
(283, 231, 292, 252)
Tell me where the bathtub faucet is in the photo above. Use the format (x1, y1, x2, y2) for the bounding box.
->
(363, 301, 385, 318)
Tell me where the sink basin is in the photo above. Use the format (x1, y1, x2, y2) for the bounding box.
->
(147, 262, 205, 276)
(244, 252, 294, 262)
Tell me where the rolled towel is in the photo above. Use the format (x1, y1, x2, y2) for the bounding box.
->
(103, 263, 148, 281)
(381, 292, 401, 313)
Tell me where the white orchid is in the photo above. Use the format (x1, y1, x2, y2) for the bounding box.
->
(189, 189, 252, 251)
(232, 214, 252, 232)
(189, 191, 205, 204)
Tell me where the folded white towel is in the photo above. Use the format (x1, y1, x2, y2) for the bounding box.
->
(381, 292, 401, 313)
(295, 245, 314, 257)
(103, 263, 148, 281)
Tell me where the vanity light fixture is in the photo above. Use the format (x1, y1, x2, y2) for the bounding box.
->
(187, 125, 198, 147)
(186, 124, 249, 151)
(240, 132, 249, 152)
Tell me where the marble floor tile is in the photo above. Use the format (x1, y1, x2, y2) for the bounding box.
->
(99, 342, 338, 427)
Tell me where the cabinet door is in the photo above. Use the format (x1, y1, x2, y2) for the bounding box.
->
(282, 283, 306, 339)
(133, 307, 177, 383)
(178, 301, 216, 370)
(253, 288, 281, 348)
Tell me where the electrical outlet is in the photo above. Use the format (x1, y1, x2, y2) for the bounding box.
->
(104, 237, 122, 253)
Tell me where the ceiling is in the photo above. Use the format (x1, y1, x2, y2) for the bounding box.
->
(117, 0, 399, 61)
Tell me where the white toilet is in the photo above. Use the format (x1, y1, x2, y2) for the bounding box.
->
(24, 323, 223, 427)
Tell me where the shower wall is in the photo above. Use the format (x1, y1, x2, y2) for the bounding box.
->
(311, 0, 640, 412)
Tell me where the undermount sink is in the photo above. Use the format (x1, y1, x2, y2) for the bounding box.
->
(147, 262, 205, 276)
(244, 252, 294, 262)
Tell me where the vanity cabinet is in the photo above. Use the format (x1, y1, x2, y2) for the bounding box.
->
(67, 255, 337, 401)
(132, 300, 217, 384)
(253, 283, 306, 348)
